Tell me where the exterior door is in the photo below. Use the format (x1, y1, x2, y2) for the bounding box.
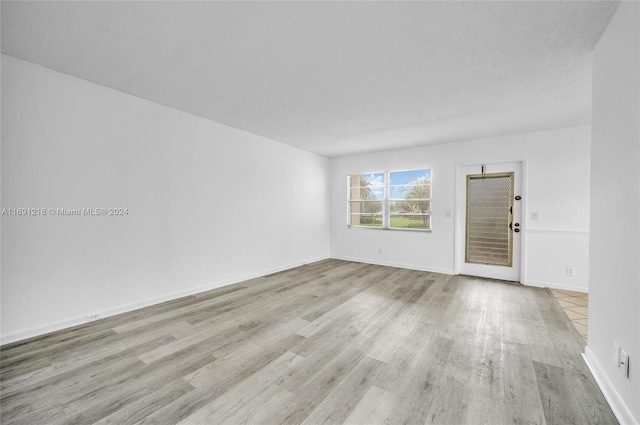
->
(457, 162, 522, 281)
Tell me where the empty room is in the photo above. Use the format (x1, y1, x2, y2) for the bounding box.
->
(1, 1, 638, 424)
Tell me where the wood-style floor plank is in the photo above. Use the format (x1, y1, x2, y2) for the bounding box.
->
(0, 259, 617, 424)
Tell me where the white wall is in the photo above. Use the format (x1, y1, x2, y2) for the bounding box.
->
(0, 55, 330, 344)
(330, 125, 591, 291)
(585, 2, 640, 424)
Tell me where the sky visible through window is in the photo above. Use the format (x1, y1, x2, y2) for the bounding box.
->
(361, 169, 431, 200)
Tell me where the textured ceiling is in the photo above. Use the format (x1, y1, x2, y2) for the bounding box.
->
(1, 1, 619, 157)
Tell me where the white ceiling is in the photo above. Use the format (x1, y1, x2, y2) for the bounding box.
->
(1, 1, 619, 157)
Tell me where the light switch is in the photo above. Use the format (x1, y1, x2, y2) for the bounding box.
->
(620, 350, 630, 378)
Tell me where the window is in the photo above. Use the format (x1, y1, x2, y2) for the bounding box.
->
(348, 168, 431, 231)
(348, 172, 385, 228)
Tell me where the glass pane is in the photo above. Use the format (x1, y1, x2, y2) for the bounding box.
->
(389, 169, 431, 185)
(349, 173, 385, 200)
(350, 201, 383, 214)
(390, 200, 430, 214)
(389, 184, 431, 199)
(390, 214, 430, 230)
(350, 214, 383, 227)
(389, 169, 431, 201)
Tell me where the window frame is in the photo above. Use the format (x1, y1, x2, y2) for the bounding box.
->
(347, 168, 432, 232)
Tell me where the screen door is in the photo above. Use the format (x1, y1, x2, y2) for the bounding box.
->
(465, 172, 514, 266)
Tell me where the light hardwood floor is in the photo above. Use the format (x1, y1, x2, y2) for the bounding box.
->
(0, 259, 617, 424)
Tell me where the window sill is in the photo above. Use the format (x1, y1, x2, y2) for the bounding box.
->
(347, 225, 432, 233)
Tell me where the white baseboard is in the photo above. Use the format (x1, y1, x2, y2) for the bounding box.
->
(0, 256, 330, 346)
(330, 255, 456, 275)
(523, 279, 589, 293)
(583, 347, 638, 425)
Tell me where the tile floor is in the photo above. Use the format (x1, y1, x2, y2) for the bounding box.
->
(551, 289, 589, 343)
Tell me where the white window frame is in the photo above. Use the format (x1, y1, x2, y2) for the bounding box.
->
(347, 168, 432, 232)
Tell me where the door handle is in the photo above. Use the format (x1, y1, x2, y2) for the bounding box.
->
(514, 228, 520, 233)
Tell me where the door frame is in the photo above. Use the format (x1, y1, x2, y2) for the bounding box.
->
(454, 158, 528, 283)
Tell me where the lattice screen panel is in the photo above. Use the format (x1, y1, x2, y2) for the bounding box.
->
(466, 173, 513, 266)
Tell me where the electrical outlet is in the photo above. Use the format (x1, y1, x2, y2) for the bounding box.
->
(88, 313, 101, 321)
(566, 267, 575, 276)
(531, 212, 540, 221)
(620, 350, 630, 378)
